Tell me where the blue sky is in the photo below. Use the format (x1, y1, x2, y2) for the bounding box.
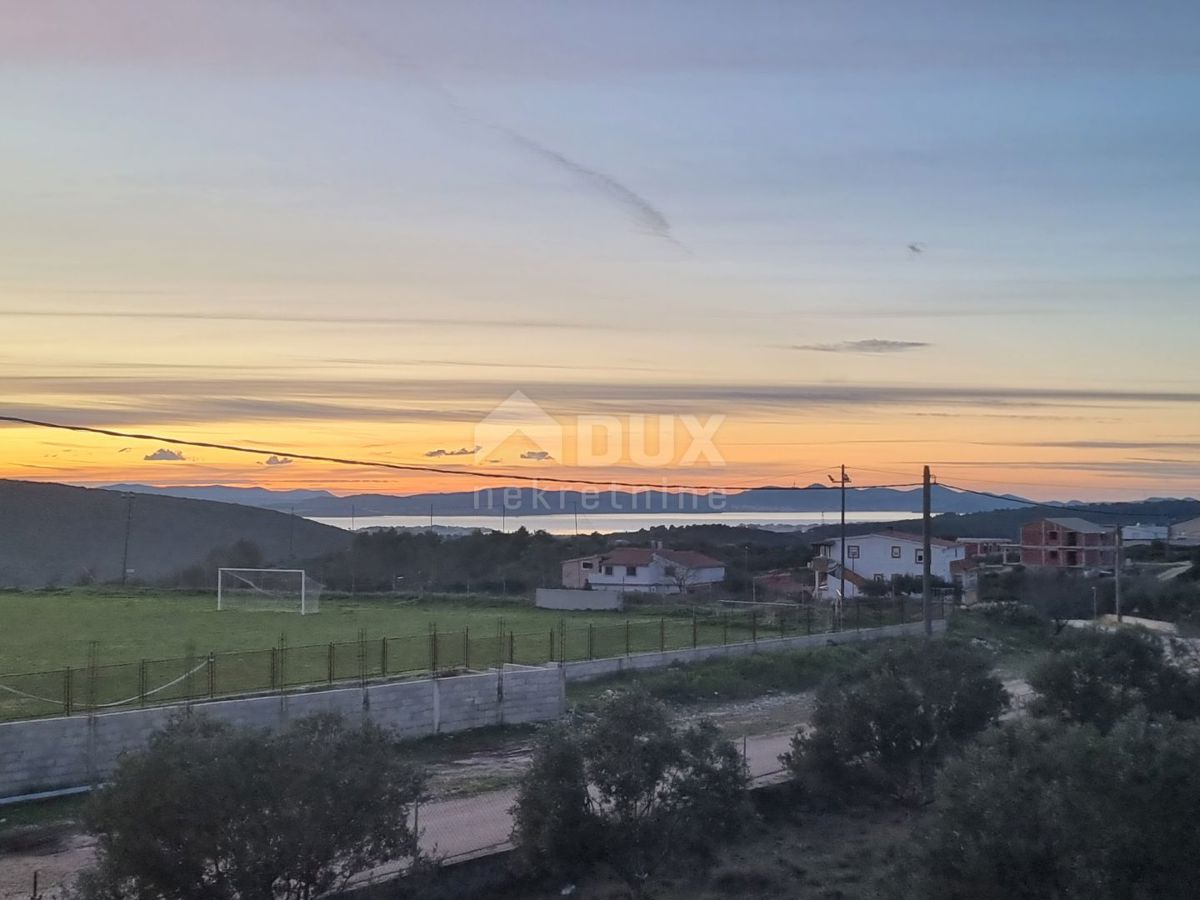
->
(2, 1, 1199, 497)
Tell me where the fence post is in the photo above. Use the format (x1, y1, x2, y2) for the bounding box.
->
(380, 638, 388, 677)
(430, 626, 438, 677)
(270, 647, 278, 691)
(63, 667, 72, 716)
(327, 643, 335, 684)
(509, 631, 515, 664)
(855, 597, 861, 631)
(659, 618, 666, 653)
(751, 610, 758, 643)
(549, 628, 555, 663)
(723, 614, 728, 646)
(625, 620, 631, 656)
(587, 623, 595, 660)
(806, 604, 813, 635)
(207, 653, 215, 698)
(464, 627, 471, 670)
(692, 614, 698, 649)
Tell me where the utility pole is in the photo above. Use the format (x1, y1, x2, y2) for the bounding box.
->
(1114, 525, 1123, 623)
(573, 500, 579, 536)
(829, 466, 851, 617)
(429, 503, 434, 530)
(922, 466, 932, 637)
(349, 503, 356, 598)
(120, 492, 135, 586)
(288, 504, 295, 560)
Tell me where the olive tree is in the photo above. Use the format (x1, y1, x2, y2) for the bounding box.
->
(75, 713, 424, 900)
(901, 714, 1200, 900)
(1028, 627, 1200, 732)
(511, 692, 749, 898)
(785, 641, 1007, 805)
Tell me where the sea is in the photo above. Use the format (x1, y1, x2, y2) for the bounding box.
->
(308, 510, 919, 536)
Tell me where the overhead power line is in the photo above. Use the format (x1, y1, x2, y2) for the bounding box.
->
(0, 415, 922, 493)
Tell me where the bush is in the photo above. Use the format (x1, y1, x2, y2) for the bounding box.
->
(785, 641, 1007, 805)
(901, 714, 1200, 900)
(1028, 627, 1200, 731)
(75, 713, 424, 900)
(511, 692, 749, 897)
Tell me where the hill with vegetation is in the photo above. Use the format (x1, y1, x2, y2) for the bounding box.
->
(0, 480, 349, 588)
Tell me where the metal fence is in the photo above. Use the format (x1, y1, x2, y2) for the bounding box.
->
(0, 597, 947, 723)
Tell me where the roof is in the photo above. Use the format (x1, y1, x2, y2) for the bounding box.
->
(564, 548, 724, 569)
(1041, 517, 1112, 534)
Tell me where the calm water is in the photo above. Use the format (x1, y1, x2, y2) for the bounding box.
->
(309, 510, 918, 535)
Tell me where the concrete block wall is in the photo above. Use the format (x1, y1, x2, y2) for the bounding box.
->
(562, 619, 945, 682)
(0, 664, 563, 800)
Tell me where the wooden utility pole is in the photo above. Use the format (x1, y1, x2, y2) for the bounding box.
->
(922, 466, 933, 636)
(1114, 526, 1123, 623)
(829, 466, 851, 616)
(120, 492, 135, 586)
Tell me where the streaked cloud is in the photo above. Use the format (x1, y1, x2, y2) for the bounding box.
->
(790, 340, 930, 354)
(424, 445, 480, 458)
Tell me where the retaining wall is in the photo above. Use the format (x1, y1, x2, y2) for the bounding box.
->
(562, 619, 945, 681)
(0, 664, 562, 799)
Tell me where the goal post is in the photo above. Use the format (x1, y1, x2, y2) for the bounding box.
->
(217, 568, 322, 615)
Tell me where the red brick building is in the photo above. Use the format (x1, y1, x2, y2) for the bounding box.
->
(1016, 517, 1116, 569)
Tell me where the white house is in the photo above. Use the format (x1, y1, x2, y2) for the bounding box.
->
(812, 530, 966, 599)
(1122, 523, 1170, 544)
(561, 546, 725, 593)
(1172, 517, 1200, 547)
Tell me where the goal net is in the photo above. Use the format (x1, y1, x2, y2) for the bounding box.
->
(217, 568, 322, 615)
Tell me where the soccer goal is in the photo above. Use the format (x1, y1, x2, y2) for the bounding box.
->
(217, 568, 322, 615)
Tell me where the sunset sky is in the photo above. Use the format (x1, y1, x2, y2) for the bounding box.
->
(2, 1, 1199, 500)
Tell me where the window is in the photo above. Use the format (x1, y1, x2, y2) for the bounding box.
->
(603, 565, 614, 576)
(847, 545, 860, 559)
(626, 566, 637, 576)
(581, 561, 593, 569)
(891, 546, 901, 558)
(874, 574, 885, 582)
(915, 549, 925, 563)
(664, 565, 677, 576)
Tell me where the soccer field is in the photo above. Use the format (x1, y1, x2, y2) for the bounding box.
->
(0, 588, 589, 676)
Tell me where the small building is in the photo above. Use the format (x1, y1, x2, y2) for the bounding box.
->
(1121, 523, 1170, 545)
(561, 546, 725, 594)
(811, 530, 966, 599)
(1171, 517, 1200, 547)
(1015, 517, 1116, 569)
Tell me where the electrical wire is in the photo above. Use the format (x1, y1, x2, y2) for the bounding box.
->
(0, 415, 923, 494)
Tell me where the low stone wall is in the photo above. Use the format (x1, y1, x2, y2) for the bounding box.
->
(0, 664, 562, 800)
(535, 588, 624, 611)
(562, 619, 945, 682)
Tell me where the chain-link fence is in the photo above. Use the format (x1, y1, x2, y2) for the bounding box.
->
(0, 597, 948, 723)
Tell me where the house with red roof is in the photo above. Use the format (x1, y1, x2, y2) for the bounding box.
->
(561, 545, 726, 593)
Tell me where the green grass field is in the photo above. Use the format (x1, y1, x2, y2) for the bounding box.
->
(0, 588, 608, 675)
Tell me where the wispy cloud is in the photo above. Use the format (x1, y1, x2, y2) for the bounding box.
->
(144, 448, 185, 461)
(263, 455, 293, 466)
(424, 445, 481, 458)
(520, 450, 553, 461)
(790, 339, 930, 354)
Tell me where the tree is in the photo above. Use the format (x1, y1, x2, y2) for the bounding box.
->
(785, 641, 1007, 805)
(1028, 627, 1200, 732)
(75, 713, 424, 900)
(900, 714, 1200, 900)
(511, 692, 749, 898)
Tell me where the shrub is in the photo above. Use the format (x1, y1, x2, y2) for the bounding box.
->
(75, 713, 424, 900)
(511, 692, 749, 898)
(901, 714, 1200, 900)
(785, 641, 1006, 805)
(1028, 627, 1200, 731)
